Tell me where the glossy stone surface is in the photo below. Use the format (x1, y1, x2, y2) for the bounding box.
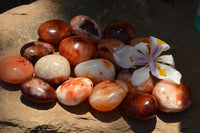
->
(56, 77, 93, 106)
(59, 36, 96, 65)
(117, 69, 154, 94)
(123, 93, 158, 120)
(74, 59, 115, 85)
(89, 80, 128, 112)
(21, 77, 56, 103)
(20, 41, 54, 64)
(34, 54, 71, 85)
(152, 80, 193, 113)
(97, 38, 125, 70)
(70, 15, 103, 42)
(38, 19, 72, 44)
(0, 56, 34, 84)
(103, 21, 135, 44)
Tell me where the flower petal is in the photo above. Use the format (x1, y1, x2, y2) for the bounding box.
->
(113, 45, 138, 68)
(134, 42, 149, 56)
(150, 36, 170, 59)
(131, 66, 150, 86)
(150, 62, 182, 84)
(156, 55, 175, 67)
(113, 45, 148, 68)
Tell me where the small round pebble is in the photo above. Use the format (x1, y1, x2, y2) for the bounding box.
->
(21, 77, 56, 103)
(34, 54, 71, 85)
(74, 59, 116, 85)
(38, 19, 72, 44)
(0, 56, 34, 84)
(59, 36, 96, 65)
(123, 93, 158, 120)
(20, 41, 54, 64)
(89, 80, 128, 112)
(152, 80, 193, 113)
(56, 77, 93, 106)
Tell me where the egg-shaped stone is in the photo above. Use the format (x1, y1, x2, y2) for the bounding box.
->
(89, 80, 128, 112)
(38, 19, 72, 44)
(21, 77, 56, 103)
(20, 41, 54, 65)
(0, 55, 34, 84)
(117, 69, 154, 94)
(34, 54, 70, 85)
(59, 36, 96, 65)
(56, 77, 93, 106)
(152, 80, 192, 113)
(123, 93, 158, 120)
(74, 59, 116, 85)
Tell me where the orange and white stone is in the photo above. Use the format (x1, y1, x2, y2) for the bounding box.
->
(74, 59, 115, 85)
(152, 80, 192, 113)
(89, 80, 128, 112)
(56, 77, 93, 106)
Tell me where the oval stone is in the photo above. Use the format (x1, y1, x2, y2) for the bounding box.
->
(20, 41, 54, 64)
(74, 59, 116, 85)
(56, 77, 93, 106)
(89, 80, 128, 112)
(123, 93, 158, 120)
(21, 77, 56, 103)
(0, 56, 34, 84)
(34, 54, 71, 85)
(38, 19, 72, 44)
(152, 80, 193, 113)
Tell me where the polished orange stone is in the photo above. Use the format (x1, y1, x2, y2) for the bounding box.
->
(152, 80, 193, 113)
(0, 56, 34, 84)
(59, 36, 96, 65)
(123, 93, 158, 120)
(89, 80, 128, 112)
(38, 19, 72, 44)
(21, 77, 56, 103)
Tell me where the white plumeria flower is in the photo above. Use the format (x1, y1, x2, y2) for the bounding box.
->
(113, 36, 182, 86)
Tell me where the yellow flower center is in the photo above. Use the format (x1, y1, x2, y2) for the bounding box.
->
(157, 39, 164, 47)
(157, 66, 167, 76)
(129, 55, 134, 62)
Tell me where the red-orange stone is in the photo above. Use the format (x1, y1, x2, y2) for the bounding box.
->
(0, 56, 34, 84)
(59, 36, 96, 65)
(123, 93, 158, 120)
(21, 77, 56, 103)
(38, 19, 72, 44)
(20, 41, 54, 64)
